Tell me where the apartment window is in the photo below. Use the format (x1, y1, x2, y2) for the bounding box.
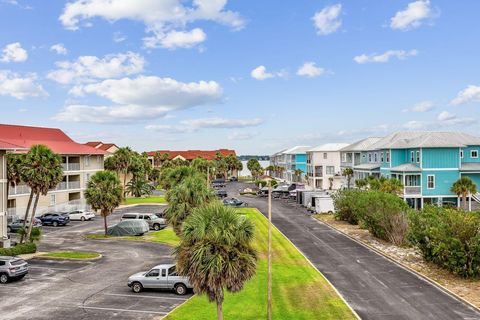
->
(471, 150, 478, 158)
(368, 153, 372, 162)
(50, 194, 56, 206)
(326, 166, 335, 175)
(427, 175, 435, 189)
(386, 151, 390, 163)
(460, 150, 464, 158)
(315, 179, 323, 189)
(416, 151, 420, 163)
(380, 152, 384, 163)
(85, 155, 90, 167)
(410, 151, 415, 162)
(323, 153, 327, 159)
(314, 166, 323, 177)
(374, 153, 377, 162)
(342, 153, 347, 162)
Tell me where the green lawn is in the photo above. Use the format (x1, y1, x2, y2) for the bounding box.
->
(40, 251, 101, 260)
(165, 208, 356, 320)
(86, 227, 180, 246)
(122, 196, 166, 205)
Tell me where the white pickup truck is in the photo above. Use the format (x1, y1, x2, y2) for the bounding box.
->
(127, 264, 192, 295)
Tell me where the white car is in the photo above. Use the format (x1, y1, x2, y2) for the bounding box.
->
(68, 210, 96, 221)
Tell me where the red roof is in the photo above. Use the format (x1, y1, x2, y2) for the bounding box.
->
(85, 141, 102, 147)
(84, 141, 118, 154)
(0, 124, 106, 155)
(147, 149, 236, 161)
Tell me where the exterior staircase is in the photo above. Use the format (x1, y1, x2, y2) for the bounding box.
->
(471, 193, 480, 211)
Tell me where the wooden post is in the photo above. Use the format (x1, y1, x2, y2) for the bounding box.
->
(267, 180, 272, 320)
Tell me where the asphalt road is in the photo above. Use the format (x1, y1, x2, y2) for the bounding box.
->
(0, 204, 192, 320)
(230, 182, 480, 320)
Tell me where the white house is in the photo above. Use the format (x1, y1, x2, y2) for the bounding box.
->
(306, 143, 349, 190)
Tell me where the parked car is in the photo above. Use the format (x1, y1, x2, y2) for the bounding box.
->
(67, 210, 96, 221)
(223, 198, 246, 207)
(211, 179, 226, 188)
(7, 217, 42, 233)
(0, 256, 28, 284)
(216, 190, 227, 199)
(153, 212, 165, 219)
(121, 213, 167, 231)
(229, 176, 238, 182)
(39, 213, 70, 227)
(107, 220, 149, 236)
(128, 264, 192, 295)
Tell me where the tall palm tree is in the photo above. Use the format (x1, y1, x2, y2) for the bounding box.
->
(175, 202, 257, 320)
(380, 178, 404, 195)
(113, 147, 133, 198)
(85, 171, 123, 235)
(294, 169, 303, 182)
(451, 176, 477, 211)
(6, 153, 24, 197)
(165, 174, 215, 235)
(126, 177, 152, 197)
(23, 145, 63, 241)
(342, 168, 354, 189)
(161, 165, 199, 190)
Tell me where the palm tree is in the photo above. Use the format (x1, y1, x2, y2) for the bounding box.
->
(22, 145, 63, 242)
(85, 171, 123, 235)
(451, 176, 477, 211)
(174, 202, 257, 320)
(126, 177, 152, 197)
(294, 169, 303, 182)
(6, 153, 24, 197)
(342, 168, 354, 189)
(380, 178, 404, 195)
(165, 174, 215, 235)
(161, 165, 199, 190)
(112, 147, 133, 198)
(328, 177, 334, 190)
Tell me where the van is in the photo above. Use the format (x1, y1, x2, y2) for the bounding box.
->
(121, 213, 167, 231)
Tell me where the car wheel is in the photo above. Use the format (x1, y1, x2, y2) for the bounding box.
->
(0, 274, 8, 284)
(6, 226, 11, 233)
(153, 224, 160, 231)
(174, 283, 187, 295)
(52, 221, 58, 227)
(131, 282, 143, 293)
(80, 216, 85, 221)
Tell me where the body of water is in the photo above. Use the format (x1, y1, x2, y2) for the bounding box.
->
(239, 160, 270, 177)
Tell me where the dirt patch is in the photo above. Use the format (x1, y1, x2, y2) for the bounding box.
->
(315, 214, 480, 309)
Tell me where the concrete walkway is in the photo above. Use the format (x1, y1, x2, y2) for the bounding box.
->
(232, 183, 480, 320)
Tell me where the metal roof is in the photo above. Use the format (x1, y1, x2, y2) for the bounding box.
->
(354, 163, 381, 170)
(389, 163, 421, 172)
(282, 146, 311, 155)
(340, 137, 382, 152)
(308, 143, 350, 152)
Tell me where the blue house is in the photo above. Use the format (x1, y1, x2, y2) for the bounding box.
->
(351, 132, 480, 209)
(278, 146, 311, 183)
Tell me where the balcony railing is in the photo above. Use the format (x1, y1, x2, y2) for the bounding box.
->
(10, 181, 83, 196)
(69, 181, 81, 189)
(62, 163, 81, 171)
(404, 186, 421, 195)
(9, 184, 31, 195)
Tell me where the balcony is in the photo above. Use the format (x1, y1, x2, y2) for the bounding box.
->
(404, 186, 421, 195)
(9, 184, 31, 196)
(62, 163, 81, 171)
(10, 181, 83, 196)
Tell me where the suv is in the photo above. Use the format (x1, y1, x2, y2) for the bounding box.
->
(39, 213, 70, 227)
(7, 217, 42, 233)
(121, 213, 167, 231)
(0, 256, 29, 284)
(128, 264, 192, 295)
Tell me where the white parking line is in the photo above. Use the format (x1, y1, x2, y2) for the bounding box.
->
(103, 293, 187, 301)
(28, 266, 71, 271)
(78, 306, 167, 315)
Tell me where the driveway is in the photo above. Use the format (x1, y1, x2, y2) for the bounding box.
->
(230, 182, 480, 320)
(0, 205, 191, 320)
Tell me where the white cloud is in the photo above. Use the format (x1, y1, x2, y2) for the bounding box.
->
(59, 0, 244, 49)
(250, 65, 286, 81)
(354, 50, 418, 64)
(228, 131, 257, 140)
(50, 43, 68, 55)
(451, 85, 480, 105)
(54, 76, 223, 123)
(437, 111, 455, 121)
(0, 70, 48, 99)
(47, 52, 145, 84)
(402, 100, 434, 112)
(296, 62, 325, 78)
(312, 4, 342, 35)
(390, 0, 435, 31)
(150, 28, 207, 50)
(146, 117, 263, 133)
(113, 32, 127, 43)
(0, 42, 28, 63)
(403, 120, 428, 130)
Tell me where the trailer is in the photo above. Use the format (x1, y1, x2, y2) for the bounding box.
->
(312, 194, 335, 214)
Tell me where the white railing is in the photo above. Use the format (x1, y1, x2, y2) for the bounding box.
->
(10, 180, 82, 196)
(404, 186, 421, 195)
(69, 181, 81, 189)
(9, 185, 31, 196)
(62, 163, 81, 171)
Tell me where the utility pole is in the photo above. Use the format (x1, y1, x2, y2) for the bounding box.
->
(267, 179, 272, 320)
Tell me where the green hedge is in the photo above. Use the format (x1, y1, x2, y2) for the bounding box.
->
(0, 243, 37, 256)
(332, 189, 362, 224)
(409, 206, 480, 278)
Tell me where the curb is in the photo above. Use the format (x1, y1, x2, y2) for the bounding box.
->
(36, 252, 103, 261)
(314, 216, 480, 314)
(158, 294, 195, 320)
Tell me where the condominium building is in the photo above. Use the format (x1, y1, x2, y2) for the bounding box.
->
(0, 124, 106, 217)
(306, 143, 349, 190)
(340, 137, 382, 184)
(270, 146, 310, 183)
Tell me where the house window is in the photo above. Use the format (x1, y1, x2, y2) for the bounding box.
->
(368, 153, 372, 162)
(342, 153, 347, 162)
(416, 151, 420, 163)
(427, 175, 435, 189)
(50, 194, 56, 206)
(386, 151, 390, 163)
(374, 153, 377, 162)
(460, 150, 464, 158)
(410, 151, 415, 162)
(323, 153, 327, 159)
(315, 179, 323, 189)
(85, 155, 90, 167)
(380, 152, 384, 162)
(471, 150, 478, 158)
(326, 166, 335, 175)
(314, 166, 323, 177)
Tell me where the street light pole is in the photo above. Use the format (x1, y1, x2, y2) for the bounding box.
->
(267, 179, 272, 320)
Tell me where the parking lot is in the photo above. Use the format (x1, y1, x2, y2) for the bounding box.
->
(1, 205, 192, 320)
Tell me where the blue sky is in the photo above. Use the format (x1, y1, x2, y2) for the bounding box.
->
(1, 0, 480, 155)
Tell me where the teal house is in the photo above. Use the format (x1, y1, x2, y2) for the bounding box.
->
(349, 132, 480, 209)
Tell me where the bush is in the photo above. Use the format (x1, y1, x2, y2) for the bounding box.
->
(408, 206, 480, 278)
(0, 242, 37, 256)
(332, 189, 362, 224)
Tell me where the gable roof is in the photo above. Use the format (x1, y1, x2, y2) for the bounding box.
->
(85, 141, 102, 147)
(0, 124, 106, 155)
(340, 137, 382, 152)
(282, 146, 311, 155)
(308, 143, 349, 152)
(147, 149, 236, 161)
(369, 132, 480, 150)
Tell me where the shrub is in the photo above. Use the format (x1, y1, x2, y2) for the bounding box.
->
(408, 206, 480, 278)
(332, 189, 362, 224)
(0, 242, 37, 256)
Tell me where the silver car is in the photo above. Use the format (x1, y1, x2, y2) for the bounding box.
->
(0, 256, 29, 284)
(127, 264, 192, 295)
(121, 213, 167, 231)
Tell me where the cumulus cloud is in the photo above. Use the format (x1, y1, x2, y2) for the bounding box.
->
(437, 110, 455, 121)
(50, 43, 68, 55)
(250, 65, 286, 80)
(59, 0, 244, 49)
(451, 85, 480, 105)
(0, 70, 48, 99)
(47, 52, 145, 84)
(354, 49, 418, 64)
(402, 100, 434, 112)
(54, 76, 223, 123)
(312, 4, 342, 35)
(296, 62, 326, 78)
(390, 0, 435, 31)
(146, 117, 263, 133)
(0, 42, 28, 62)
